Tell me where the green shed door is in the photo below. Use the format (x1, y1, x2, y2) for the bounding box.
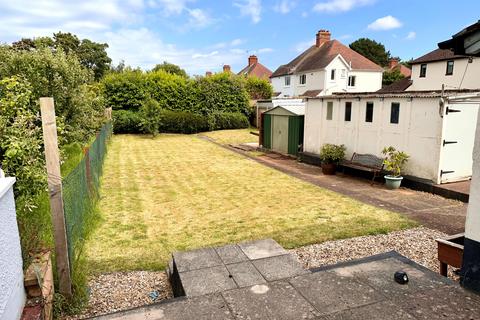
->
(272, 115, 289, 154)
(263, 114, 272, 148)
(288, 116, 304, 155)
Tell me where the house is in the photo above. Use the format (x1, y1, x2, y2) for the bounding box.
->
(438, 20, 480, 56)
(270, 30, 383, 98)
(387, 58, 411, 77)
(407, 48, 480, 91)
(237, 55, 272, 79)
(301, 35, 480, 184)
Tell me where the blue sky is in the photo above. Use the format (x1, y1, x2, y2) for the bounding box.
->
(0, 0, 478, 75)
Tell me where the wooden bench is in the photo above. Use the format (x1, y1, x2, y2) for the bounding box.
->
(342, 153, 385, 184)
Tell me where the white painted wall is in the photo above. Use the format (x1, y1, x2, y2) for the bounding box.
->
(271, 76, 294, 98)
(304, 97, 446, 183)
(0, 178, 25, 320)
(466, 110, 480, 243)
(348, 71, 383, 93)
(409, 57, 480, 91)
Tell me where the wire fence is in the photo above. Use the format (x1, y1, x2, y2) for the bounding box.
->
(62, 122, 112, 269)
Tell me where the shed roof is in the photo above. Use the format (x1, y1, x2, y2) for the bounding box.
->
(264, 104, 305, 116)
(307, 88, 480, 99)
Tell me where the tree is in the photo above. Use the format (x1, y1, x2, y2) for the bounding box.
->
(152, 61, 188, 78)
(244, 76, 273, 100)
(382, 69, 405, 86)
(350, 38, 391, 67)
(77, 39, 112, 80)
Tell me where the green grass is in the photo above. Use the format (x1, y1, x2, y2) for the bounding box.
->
(86, 132, 415, 272)
(201, 128, 259, 145)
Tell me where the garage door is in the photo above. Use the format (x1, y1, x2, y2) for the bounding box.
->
(272, 115, 289, 154)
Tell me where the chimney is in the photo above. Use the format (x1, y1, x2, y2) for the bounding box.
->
(316, 30, 331, 47)
(205, 71, 212, 77)
(248, 55, 258, 66)
(389, 58, 399, 69)
(223, 65, 231, 73)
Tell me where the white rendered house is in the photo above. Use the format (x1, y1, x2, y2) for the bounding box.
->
(270, 30, 383, 98)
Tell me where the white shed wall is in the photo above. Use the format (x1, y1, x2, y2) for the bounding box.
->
(304, 97, 445, 182)
(0, 178, 25, 320)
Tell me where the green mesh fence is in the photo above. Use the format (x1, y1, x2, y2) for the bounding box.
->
(62, 122, 112, 269)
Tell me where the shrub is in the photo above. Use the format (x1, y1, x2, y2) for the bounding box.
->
(112, 110, 142, 134)
(208, 112, 250, 131)
(319, 144, 346, 164)
(102, 70, 145, 111)
(382, 146, 409, 177)
(160, 110, 209, 134)
(140, 98, 162, 136)
(244, 76, 273, 100)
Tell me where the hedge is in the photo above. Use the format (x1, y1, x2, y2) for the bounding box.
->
(112, 110, 142, 133)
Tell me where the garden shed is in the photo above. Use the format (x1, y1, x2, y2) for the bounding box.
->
(262, 105, 305, 156)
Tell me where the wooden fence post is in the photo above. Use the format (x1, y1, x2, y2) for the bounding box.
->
(40, 97, 72, 298)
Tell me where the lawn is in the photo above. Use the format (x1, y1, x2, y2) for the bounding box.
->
(201, 128, 258, 145)
(86, 132, 415, 272)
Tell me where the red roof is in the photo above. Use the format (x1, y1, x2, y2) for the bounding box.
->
(238, 62, 272, 79)
(390, 64, 411, 77)
(271, 40, 383, 78)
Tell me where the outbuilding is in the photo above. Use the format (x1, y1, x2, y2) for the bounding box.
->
(262, 105, 305, 156)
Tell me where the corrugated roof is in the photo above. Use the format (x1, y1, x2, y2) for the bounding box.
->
(265, 104, 305, 116)
(308, 89, 480, 99)
(271, 40, 383, 78)
(377, 77, 412, 93)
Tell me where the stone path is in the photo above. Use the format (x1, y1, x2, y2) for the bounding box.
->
(94, 240, 480, 320)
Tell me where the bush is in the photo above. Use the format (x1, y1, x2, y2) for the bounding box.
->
(319, 144, 346, 164)
(244, 76, 273, 100)
(160, 110, 209, 134)
(208, 112, 250, 130)
(112, 110, 142, 134)
(140, 98, 162, 136)
(102, 70, 145, 111)
(382, 146, 409, 177)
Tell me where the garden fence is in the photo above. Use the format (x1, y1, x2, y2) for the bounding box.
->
(62, 122, 112, 269)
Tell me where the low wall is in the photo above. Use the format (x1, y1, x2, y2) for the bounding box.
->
(0, 178, 25, 320)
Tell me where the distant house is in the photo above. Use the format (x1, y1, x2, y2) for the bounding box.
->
(407, 48, 479, 91)
(270, 30, 383, 98)
(387, 58, 411, 77)
(238, 55, 272, 80)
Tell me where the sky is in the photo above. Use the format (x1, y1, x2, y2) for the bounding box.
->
(0, 0, 479, 75)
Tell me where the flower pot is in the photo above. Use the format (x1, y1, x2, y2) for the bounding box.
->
(384, 175, 403, 189)
(322, 163, 337, 175)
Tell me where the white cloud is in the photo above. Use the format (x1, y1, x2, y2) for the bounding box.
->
(186, 8, 214, 29)
(149, 0, 193, 16)
(294, 39, 314, 52)
(235, 0, 262, 24)
(258, 48, 274, 53)
(230, 38, 245, 46)
(313, 0, 374, 13)
(367, 15, 402, 30)
(274, 0, 296, 14)
(192, 51, 219, 59)
(406, 31, 416, 40)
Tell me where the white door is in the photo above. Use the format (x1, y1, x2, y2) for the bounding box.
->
(439, 103, 479, 183)
(272, 115, 289, 154)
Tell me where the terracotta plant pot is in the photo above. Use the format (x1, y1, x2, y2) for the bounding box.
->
(322, 163, 337, 175)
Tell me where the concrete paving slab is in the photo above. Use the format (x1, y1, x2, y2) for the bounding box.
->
(329, 257, 447, 298)
(398, 285, 480, 320)
(95, 294, 235, 320)
(179, 266, 237, 297)
(222, 281, 320, 319)
(290, 270, 385, 315)
(226, 261, 266, 288)
(238, 239, 287, 260)
(173, 248, 223, 272)
(323, 300, 416, 320)
(252, 254, 309, 281)
(215, 244, 249, 265)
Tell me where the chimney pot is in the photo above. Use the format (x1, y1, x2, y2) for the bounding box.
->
(248, 55, 258, 66)
(205, 71, 212, 77)
(316, 30, 331, 47)
(223, 65, 231, 73)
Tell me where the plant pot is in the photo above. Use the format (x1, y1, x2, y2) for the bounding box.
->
(322, 163, 337, 175)
(384, 175, 403, 189)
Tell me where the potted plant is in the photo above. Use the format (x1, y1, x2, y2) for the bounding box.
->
(319, 144, 346, 175)
(382, 146, 409, 189)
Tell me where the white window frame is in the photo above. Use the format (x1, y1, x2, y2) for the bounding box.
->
(299, 74, 306, 85)
(284, 76, 291, 87)
(348, 75, 356, 87)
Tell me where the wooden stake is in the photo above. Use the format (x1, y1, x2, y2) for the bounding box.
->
(40, 97, 72, 298)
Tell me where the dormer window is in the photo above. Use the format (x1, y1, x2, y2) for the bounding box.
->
(446, 60, 454, 75)
(420, 64, 427, 78)
(299, 74, 306, 85)
(331, 69, 336, 80)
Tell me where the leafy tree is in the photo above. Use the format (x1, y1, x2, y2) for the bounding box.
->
(77, 39, 111, 80)
(53, 32, 81, 54)
(244, 76, 273, 100)
(350, 38, 391, 67)
(140, 98, 162, 136)
(382, 69, 405, 86)
(152, 61, 188, 78)
(12, 38, 36, 51)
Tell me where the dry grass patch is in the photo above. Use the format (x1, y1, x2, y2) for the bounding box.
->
(201, 128, 258, 145)
(86, 133, 415, 272)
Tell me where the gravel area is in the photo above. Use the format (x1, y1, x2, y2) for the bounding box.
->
(291, 227, 457, 278)
(65, 271, 173, 319)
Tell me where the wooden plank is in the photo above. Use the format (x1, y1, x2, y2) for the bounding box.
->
(40, 97, 72, 298)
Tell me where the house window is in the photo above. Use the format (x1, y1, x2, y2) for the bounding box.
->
(446, 60, 454, 75)
(420, 64, 427, 78)
(284, 76, 291, 86)
(348, 76, 356, 87)
(341, 69, 346, 78)
(330, 69, 336, 80)
(390, 102, 400, 124)
(344, 102, 352, 121)
(365, 102, 374, 122)
(326, 101, 333, 120)
(299, 74, 306, 85)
